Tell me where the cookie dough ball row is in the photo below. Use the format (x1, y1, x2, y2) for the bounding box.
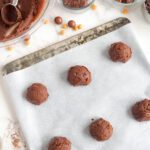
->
(48, 118, 113, 150)
(47, 98, 150, 150)
(25, 65, 92, 105)
(67, 42, 132, 87)
(25, 41, 132, 105)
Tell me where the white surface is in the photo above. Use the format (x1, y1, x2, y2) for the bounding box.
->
(3, 24, 150, 150)
(0, 0, 150, 149)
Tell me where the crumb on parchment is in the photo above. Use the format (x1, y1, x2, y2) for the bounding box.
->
(11, 133, 21, 148)
(91, 4, 97, 10)
(6, 46, 13, 51)
(61, 23, 68, 29)
(43, 19, 50, 24)
(24, 37, 30, 46)
(77, 24, 83, 30)
(59, 30, 65, 35)
(122, 7, 129, 14)
(73, 26, 78, 31)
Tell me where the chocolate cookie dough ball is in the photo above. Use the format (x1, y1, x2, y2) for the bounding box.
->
(48, 137, 71, 150)
(132, 99, 150, 121)
(109, 42, 132, 63)
(67, 65, 91, 86)
(89, 118, 113, 141)
(26, 83, 49, 105)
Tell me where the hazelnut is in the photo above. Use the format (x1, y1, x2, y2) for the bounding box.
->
(54, 16, 63, 25)
(68, 20, 76, 28)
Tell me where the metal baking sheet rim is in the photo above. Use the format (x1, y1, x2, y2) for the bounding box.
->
(2, 17, 130, 76)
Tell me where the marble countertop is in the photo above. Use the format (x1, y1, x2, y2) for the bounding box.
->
(0, 0, 150, 149)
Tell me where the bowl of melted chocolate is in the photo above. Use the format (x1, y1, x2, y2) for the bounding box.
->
(0, 0, 50, 43)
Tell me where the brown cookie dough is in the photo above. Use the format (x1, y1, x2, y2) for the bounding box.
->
(132, 99, 150, 121)
(48, 137, 71, 150)
(89, 118, 113, 141)
(109, 42, 132, 63)
(63, 0, 88, 8)
(67, 65, 91, 86)
(0, 0, 46, 41)
(120, 0, 134, 3)
(26, 83, 49, 105)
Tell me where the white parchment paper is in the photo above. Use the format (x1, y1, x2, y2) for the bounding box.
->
(2, 24, 150, 150)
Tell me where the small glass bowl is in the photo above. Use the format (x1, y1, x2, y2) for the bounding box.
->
(143, 1, 150, 23)
(0, 0, 54, 48)
(62, 0, 95, 13)
(110, 0, 142, 10)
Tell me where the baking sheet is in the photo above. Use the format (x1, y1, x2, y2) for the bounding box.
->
(2, 23, 150, 150)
